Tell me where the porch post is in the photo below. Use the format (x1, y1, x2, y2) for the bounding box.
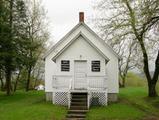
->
(68, 92, 71, 109)
(105, 89, 108, 106)
(72, 76, 74, 90)
(87, 91, 91, 109)
(52, 92, 55, 104)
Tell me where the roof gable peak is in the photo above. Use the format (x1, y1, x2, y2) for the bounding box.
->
(52, 32, 110, 62)
(44, 22, 120, 59)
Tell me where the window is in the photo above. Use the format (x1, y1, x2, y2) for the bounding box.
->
(91, 61, 100, 72)
(61, 60, 70, 71)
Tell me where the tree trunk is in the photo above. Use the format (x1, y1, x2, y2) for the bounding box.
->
(137, 38, 157, 97)
(119, 75, 126, 88)
(33, 68, 41, 88)
(5, 68, 12, 95)
(119, 81, 123, 88)
(34, 78, 38, 89)
(148, 81, 157, 97)
(14, 70, 21, 92)
(143, 52, 157, 97)
(0, 79, 4, 91)
(4, 0, 14, 95)
(147, 51, 159, 97)
(26, 66, 31, 91)
(122, 77, 126, 88)
(0, 70, 4, 91)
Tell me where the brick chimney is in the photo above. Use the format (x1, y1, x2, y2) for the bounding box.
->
(79, 12, 84, 22)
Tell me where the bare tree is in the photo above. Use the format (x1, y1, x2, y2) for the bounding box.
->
(24, 0, 49, 91)
(95, 0, 159, 97)
(117, 40, 137, 87)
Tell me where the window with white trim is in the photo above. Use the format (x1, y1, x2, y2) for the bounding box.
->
(61, 60, 70, 71)
(91, 61, 100, 72)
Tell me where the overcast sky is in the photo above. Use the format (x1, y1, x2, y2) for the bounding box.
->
(43, 0, 95, 43)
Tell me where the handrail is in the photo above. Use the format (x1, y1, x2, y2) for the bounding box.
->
(68, 78, 73, 109)
(69, 78, 73, 90)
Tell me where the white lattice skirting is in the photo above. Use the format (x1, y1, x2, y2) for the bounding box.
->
(90, 92, 107, 106)
(53, 92, 68, 106)
(53, 91, 107, 106)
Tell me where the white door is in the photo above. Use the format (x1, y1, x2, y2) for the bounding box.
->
(74, 61, 87, 90)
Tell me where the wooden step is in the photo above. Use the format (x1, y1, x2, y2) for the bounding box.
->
(71, 98, 87, 101)
(66, 92, 88, 120)
(68, 110, 88, 114)
(71, 102, 87, 106)
(72, 96, 87, 99)
(72, 96, 87, 98)
(71, 93, 87, 95)
(70, 106, 87, 110)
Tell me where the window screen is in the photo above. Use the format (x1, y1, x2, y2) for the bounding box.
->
(61, 60, 70, 71)
(91, 61, 100, 72)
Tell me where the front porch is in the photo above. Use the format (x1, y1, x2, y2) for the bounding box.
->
(52, 75, 108, 108)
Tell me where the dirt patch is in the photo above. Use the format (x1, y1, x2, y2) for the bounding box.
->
(143, 116, 159, 120)
(152, 102, 159, 109)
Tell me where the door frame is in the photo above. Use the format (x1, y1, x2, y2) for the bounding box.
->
(73, 60, 87, 90)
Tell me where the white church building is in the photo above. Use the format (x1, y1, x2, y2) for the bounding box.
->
(44, 12, 120, 108)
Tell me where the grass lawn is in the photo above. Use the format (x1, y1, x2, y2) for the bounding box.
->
(0, 73, 159, 120)
(87, 73, 159, 120)
(0, 91, 67, 120)
(87, 87, 159, 120)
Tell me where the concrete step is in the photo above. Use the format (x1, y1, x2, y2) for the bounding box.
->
(66, 118, 85, 120)
(66, 113, 86, 118)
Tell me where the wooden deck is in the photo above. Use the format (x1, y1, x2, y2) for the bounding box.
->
(52, 75, 108, 107)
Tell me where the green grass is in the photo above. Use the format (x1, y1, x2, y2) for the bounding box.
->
(0, 91, 67, 120)
(87, 103, 145, 120)
(0, 73, 159, 120)
(87, 87, 159, 120)
(120, 87, 159, 115)
(87, 73, 159, 120)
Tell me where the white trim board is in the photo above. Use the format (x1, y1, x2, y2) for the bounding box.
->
(52, 32, 110, 62)
(44, 22, 120, 60)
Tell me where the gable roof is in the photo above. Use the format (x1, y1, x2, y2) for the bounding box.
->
(44, 22, 120, 59)
(52, 32, 110, 62)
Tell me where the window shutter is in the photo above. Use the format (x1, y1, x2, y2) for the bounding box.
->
(61, 60, 70, 71)
(91, 61, 100, 72)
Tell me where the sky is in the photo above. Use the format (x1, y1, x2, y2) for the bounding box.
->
(43, 0, 95, 43)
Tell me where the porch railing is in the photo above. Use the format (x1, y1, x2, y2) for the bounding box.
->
(87, 76, 107, 90)
(52, 75, 107, 90)
(52, 75, 72, 90)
